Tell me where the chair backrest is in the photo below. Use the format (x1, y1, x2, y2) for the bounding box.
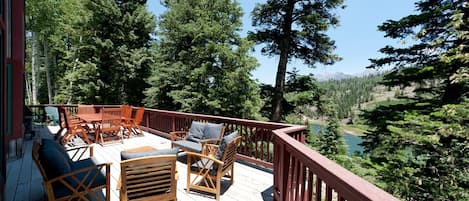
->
(77, 104, 96, 114)
(121, 105, 132, 119)
(101, 108, 122, 131)
(220, 136, 241, 171)
(120, 155, 177, 201)
(45, 106, 59, 125)
(32, 140, 50, 181)
(133, 107, 144, 125)
(59, 107, 73, 131)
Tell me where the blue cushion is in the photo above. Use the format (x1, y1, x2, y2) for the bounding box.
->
(203, 123, 223, 140)
(39, 141, 72, 180)
(215, 131, 239, 160)
(121, 148, 178, 161)
(53, 158, 106, 199)
(42, 139, 72, 163)
(172, 140, 202, 153)
(186, 121, 205, 142)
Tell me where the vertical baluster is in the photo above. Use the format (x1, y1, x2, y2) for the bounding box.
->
(289, 156, 297, 201)
(305, 169, 314, 201)
(298, 162, 305, 200)
(325, 185, 333, 201)
(315, 177, 322, 201)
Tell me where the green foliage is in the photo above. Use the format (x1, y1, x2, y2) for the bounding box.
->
(260, 68, 321, 120)
(249, 0, 344, 121)
(144, 0, 262, 119)
(364, 1, 469, 200)
(56, 0, 156, 104)
(318, 74, 383, 119)
(315, 104, 347, 159)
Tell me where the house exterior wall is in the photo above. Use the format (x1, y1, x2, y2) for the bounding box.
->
(1, 0, 25, 199)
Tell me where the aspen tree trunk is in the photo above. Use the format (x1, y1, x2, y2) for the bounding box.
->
(44, 39, 53, 103)
(31, 32, 38, 104)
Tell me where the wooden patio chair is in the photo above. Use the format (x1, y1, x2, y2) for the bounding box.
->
(32, 139, 111, 201)
(97, 107, 123, 144)
(186, 132, 241, 201)
(58, 107, 92, 145)
(171, 121, 225, 154)
(122, 106, 144, 137)
(119, 148, 178, 201)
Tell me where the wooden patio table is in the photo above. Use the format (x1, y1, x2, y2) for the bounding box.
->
(75, 113, 122, 143)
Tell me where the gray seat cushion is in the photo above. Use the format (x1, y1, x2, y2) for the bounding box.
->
(203, 123, 223, 140)
(120, 148, 178, 161)
(215, 131, 239, 160)
(172, 140, 202, 153)
(186, 121, 205, 142)
(191, 158, 217, 176)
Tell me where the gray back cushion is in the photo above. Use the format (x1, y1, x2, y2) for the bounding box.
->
(215, 131, 239, 160)
(203, 123, 223, 140)
(121, 148, 178, 161)
(186, 121, 205, 142)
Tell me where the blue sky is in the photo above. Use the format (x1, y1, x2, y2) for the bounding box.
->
(147, 0, 417, 84)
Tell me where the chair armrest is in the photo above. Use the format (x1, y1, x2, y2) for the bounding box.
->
(203, 144, 219, 157)
(170, 131, 188, 141)
(66, 144, 94, 161)
(46, 162, 111, 200)
(186, 151, 224, 167)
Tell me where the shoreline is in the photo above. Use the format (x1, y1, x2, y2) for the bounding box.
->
(306, 119, 364, 136)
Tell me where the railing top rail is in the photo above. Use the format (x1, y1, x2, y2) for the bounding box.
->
(144, 108, 298, 129)
(273, 129, 399, 201)
(28, 104, 299, 129)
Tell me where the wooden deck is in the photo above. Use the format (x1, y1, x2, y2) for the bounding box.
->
(5, 126, 273, 201)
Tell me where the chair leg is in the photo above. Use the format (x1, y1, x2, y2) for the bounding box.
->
(230, 164, 234, 184)
(216, 176, 221, 201)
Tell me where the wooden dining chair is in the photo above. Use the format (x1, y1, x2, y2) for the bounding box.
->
(77, 104, 96, 114)
(58, 107, 92, 145)
(122, 107, 144, 137)
(121, 105, 133, 138)
(97, 108, 123, 144)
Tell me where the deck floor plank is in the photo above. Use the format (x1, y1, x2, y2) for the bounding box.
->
(6, 126, 273, 201)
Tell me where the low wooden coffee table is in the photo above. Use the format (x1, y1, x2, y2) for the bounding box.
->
(122, 146, 157, 153)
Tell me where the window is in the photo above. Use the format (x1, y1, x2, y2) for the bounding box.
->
(6, 0, 11, 58)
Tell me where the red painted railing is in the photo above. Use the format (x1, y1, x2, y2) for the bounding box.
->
(28, 104, 398, 200)
(272, 126, 399, 201)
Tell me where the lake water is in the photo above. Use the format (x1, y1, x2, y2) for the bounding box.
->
(311, 124, 364, 155)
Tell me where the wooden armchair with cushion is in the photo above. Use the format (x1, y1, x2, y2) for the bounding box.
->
(32, 138, 111, 201)
(171, 121, 225, 154)
(119, 148, 179, 201)
(186, 131, 241, 201)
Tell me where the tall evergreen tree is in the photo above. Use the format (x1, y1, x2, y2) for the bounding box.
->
(364, 1, 469, 200)
(58, 0, 155, 104)
(316, 103, 347, 159)
(144, 0, 262, 119)
(249, 0, 344, 122)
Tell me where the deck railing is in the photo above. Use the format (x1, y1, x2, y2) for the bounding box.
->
(273, 126, 399, 201)
(27, 104, 398, 200)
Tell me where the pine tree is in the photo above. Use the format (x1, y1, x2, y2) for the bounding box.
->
(316, 104, 346, 159)
(58, 0, 155, 104)
(249, 0, 344, 122)
(144, 0, 262, 119)
(364, 1, 469, 200)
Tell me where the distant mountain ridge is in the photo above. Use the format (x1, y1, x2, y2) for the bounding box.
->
(314, 69, 382, 81)
(314, 72, 353, 81)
